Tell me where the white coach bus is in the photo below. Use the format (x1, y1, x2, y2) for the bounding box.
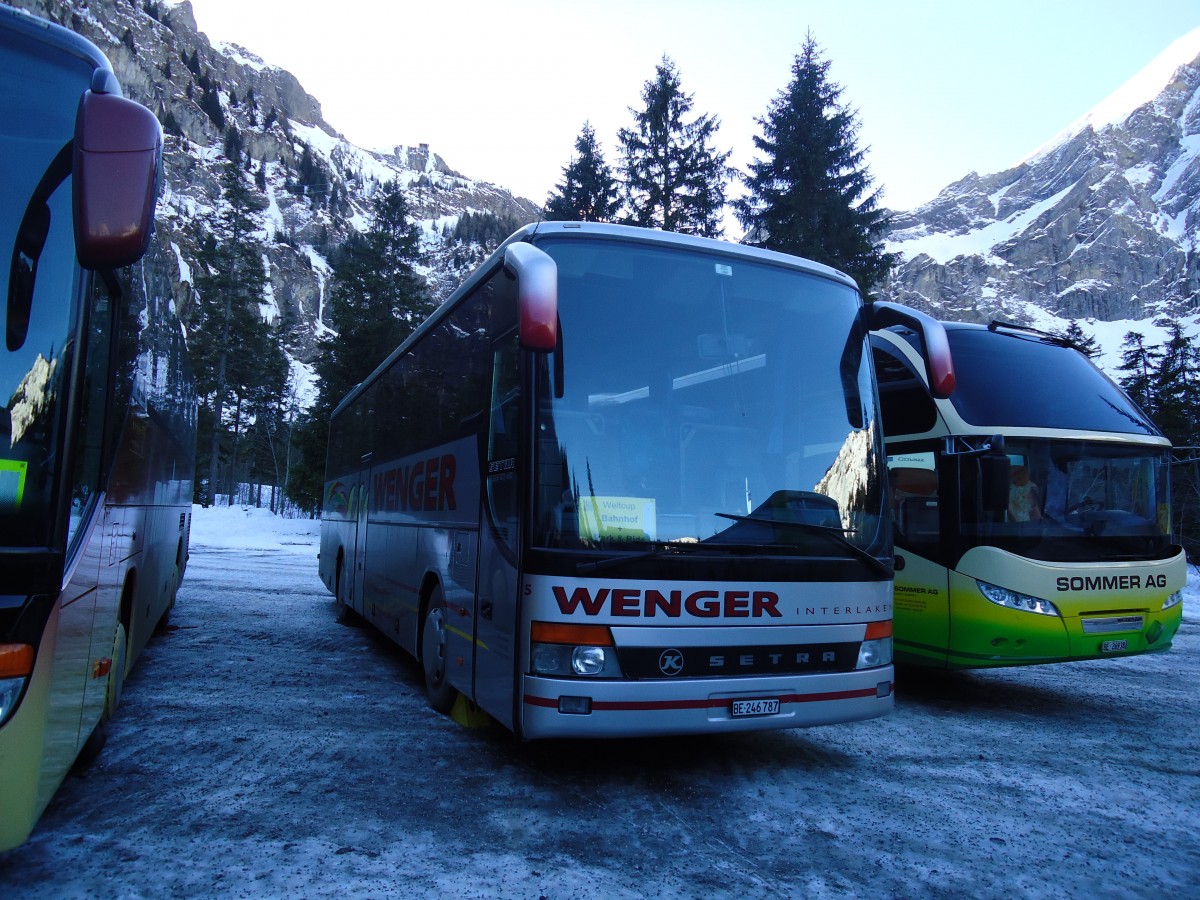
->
(319, 222, 953, 738)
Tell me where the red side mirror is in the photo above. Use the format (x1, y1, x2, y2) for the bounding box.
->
(505, 241, 558, 352)
(73, 89, 162, 269)
(868, 301, 956, 398)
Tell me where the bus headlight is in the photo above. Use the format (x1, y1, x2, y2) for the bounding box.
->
(1162, 590, 1183, 611)
(856, 638, 892, 669)
(856, 621, 892, 669)
(530, 622, 622, 677)
(0, 644, 35, 727)
(977, 580, 1060, 617)
(571, 646, 607, 675)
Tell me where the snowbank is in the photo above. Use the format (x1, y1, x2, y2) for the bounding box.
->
(189, 504, 320, 553)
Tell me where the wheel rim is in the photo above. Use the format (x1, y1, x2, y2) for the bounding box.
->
(423, 607, 447, 687)
(107, 622, 127, 718)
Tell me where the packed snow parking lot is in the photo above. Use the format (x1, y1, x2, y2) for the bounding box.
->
(1, 506, 1197, 898)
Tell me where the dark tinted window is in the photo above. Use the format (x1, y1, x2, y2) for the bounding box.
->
(947, 329, 1157, 435)
(0, 29, 92, 549)
(872, 339, 938, 437)
(327, 274, 503, 479)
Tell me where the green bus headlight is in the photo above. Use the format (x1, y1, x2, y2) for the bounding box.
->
(977, 580, 1060, 617)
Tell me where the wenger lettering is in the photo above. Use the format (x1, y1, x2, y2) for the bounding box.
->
(552, 585, 782, 618)
(373, 454, 457, 513)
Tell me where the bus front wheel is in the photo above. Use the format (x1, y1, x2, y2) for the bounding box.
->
(76, 620, 127, 770)
(104, 621, 128, 720)
(421, 588, 457, 713)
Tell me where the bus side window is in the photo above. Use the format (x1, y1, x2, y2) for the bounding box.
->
(487, 333, 520, 552)
(66, 274, 115, 550)
(889, 459, 939, 544)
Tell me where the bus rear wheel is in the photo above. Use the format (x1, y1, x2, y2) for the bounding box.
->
(334, 553, 354, 625)
(421, 588, 457, 713)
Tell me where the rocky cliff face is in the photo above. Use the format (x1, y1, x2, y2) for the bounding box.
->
(879, 35, 1200, 341)
(13, 0, 539, 366)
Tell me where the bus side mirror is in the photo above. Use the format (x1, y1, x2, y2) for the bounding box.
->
(73, 83, 162, 270)
(504, 242, 557, 352)
(868, 301, 956, 398)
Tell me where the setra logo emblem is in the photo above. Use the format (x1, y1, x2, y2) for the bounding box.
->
(658, 649, 685, 676)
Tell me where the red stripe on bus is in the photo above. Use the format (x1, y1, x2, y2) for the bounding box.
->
(523, 685, 889, 712)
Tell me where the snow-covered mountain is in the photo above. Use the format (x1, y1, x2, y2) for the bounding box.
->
(879, 28, 1200, 368)
(12, 0, 539, 372)
(18, 1, 1200, 384)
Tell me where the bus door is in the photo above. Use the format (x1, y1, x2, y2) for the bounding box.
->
(473, 333, 521, 728)
(889, 450, 951, 664)
(350, 454, 371, 617)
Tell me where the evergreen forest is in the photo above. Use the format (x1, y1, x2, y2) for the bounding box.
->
(200, 38, 900, 518)
(171, 32, 1196, 564)
(1118, 325, 1200, 561)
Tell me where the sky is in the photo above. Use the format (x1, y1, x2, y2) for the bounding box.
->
(180, 0, 1200, 213)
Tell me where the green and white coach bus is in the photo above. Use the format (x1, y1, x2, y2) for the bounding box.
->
(872, 320, 1185, 669)
(1, 7, 195, 851)
(320, 221, 954, 738)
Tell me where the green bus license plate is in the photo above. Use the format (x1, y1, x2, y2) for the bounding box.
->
(731, 698, 779, 718)
(1101, 639, 1128, 653)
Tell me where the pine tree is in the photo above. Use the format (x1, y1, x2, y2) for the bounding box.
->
(1152, 322, 1200, 447)
(735, 33, 894, 293)
(544, 122, 619, 222)
(617, 56, 732, 237)
(1117, 331, 1160, 415)
(223, 125, 242, 163)
(288, 182, 437, 512)
(1061, 320, 1100, 358)
(199, 82, 225, 131)
(321, 181, 433, 401)
(1145, 323, 1200, 562)
(191, 161, 279, 505)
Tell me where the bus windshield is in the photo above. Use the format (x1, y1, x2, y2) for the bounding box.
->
(0, 33, 90, 549)
(946, 328, 1157, 435)
(532, 237, 884, 558)
(960, 438, 1172, 562)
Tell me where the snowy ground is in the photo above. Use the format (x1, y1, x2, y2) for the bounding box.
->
(1, 506, 1198, 898)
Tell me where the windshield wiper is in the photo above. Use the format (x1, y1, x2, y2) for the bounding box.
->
(715, 513, 893, 577)
(575, 541, 746, 575)
(573, 542, 700, 578)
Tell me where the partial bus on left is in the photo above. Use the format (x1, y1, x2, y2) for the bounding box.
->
(0, 7, 197, 852)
